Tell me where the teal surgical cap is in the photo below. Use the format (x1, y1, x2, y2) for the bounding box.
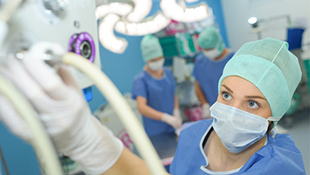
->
(141, 35, 163, 62)
(218, 38, 302, 122)
(198, 26, 224, 53)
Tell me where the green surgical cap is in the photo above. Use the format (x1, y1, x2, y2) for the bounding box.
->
(218, 38, 302, 122)
(141, 35, 163, 62)
(198, 26, 224, 54)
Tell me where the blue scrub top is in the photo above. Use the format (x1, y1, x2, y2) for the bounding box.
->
(193, 52, 234, 105)
(170, 119, 306, 175)
(132, 67, 176, 137)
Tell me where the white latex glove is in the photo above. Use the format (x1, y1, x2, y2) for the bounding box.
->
(173, 108, 183, 124)
(161, 113, 182, 129)
(202, 103, 211, 119)
(0, 56, 123, 174)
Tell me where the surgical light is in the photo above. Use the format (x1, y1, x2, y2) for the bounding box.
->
(98, 14, 128, 54)
(95, 2, 133, 20)
(115, 12, 170, 36)
(126, 0, 152, 23)
(160, 0, 210, 22)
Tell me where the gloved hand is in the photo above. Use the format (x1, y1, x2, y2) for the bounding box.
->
(202, 103, 211, 119)
(0, 56, 123, 174)
(173, 108, 183, 125)
(161, 113, 182, 129)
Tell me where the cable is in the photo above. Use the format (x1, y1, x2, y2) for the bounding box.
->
(0, 75, 63, 175)
(0, 143, 9, 175)
(62, 52, 167, 175)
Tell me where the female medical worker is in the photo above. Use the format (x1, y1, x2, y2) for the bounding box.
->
(131, 34, 182, 137)
(170, 38, 306, 174)
(194, 26, 235, 119)
(0, 38, 305, 175)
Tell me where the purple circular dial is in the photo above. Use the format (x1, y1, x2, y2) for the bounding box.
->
(68, 33, 78, 52)
(68, 32, 96, 63)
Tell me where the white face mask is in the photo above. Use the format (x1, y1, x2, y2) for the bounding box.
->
(148, 58, 165, 71)
(202, 49, 221, 60)
(202, 40, 222, 60)
(210, 102, 279, 153)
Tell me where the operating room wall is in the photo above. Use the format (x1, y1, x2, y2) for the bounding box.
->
(221, 0, 310, 51)
(88, 0, 229, 112)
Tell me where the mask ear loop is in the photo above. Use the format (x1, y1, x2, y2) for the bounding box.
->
(267, 117, 281, 138)
(271, 126, 278, 138)
(267, 116, 281, 122)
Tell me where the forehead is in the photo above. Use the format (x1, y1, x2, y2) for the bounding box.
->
(221, 76, 265, 97)
(149, 56, 163, 62)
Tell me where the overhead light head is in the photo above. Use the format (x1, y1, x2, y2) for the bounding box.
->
(185, 0, 199, 2)
(95, 2, 133, 20)
(98, 14, 128, 54)
(126, 0, 152, 23)
(160, 0, 210, 23)
(115, 12, 170, 36)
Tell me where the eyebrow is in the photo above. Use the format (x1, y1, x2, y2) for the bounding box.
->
(222, 85, 233, 93)
(222, 85, 267, 101)
(245, 95, 267, 100)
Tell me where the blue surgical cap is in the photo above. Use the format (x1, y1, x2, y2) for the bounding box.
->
(218, 38, 302, 122)
(141, 35, 163, 62)
(198, 26, 224, 54)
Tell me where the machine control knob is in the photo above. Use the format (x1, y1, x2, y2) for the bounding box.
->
(43, 0, 68, 14)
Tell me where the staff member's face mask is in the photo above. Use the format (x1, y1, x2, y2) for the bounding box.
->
(210, 102, 279, 153)
(211, 76, 279, 153)
(147, 58, 165, 71)
(202, 40, 222, 60)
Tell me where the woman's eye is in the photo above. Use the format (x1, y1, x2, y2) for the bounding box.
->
(248, 101, 259, 109)
(222, 92, 232, 100)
